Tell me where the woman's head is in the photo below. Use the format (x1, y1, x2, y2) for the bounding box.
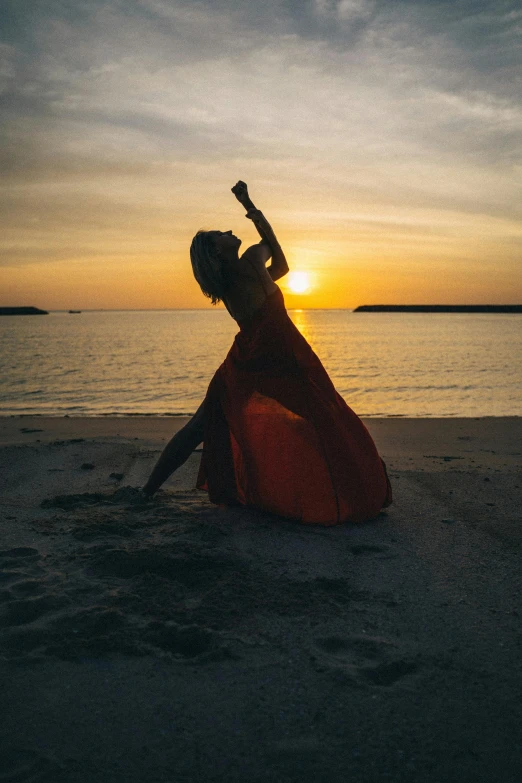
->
(190, 230, 242, 305)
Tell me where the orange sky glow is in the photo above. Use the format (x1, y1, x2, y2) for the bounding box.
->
(1, 1, 521, 310)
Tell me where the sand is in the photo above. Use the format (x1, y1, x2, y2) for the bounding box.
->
(1, 416, 521, 783)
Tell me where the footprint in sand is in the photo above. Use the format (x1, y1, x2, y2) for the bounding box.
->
(40, 487, 148, 510)
(6, 492, 249, 664)
(0, 547, 53, 656)
(144, 620, 213, 657)
(0, 521, 239, 663)
(3, 595, 67, 627)
(10, 579, 45, 598)
(0, 548, 52, 620)
(311, 633, 417, 687)
(0, 546, 41, 561)
(85, 546, 234, 589)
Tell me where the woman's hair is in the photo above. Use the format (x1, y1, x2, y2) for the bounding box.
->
(190, 230, 230, 306)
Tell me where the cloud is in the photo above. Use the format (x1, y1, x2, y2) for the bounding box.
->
(314, 0, 375, 20)
(1, 0, 521, 279)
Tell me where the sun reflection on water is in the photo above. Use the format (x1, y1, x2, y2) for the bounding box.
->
(289, 308, 314, 345)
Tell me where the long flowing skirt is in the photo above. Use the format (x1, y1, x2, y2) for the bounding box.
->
(196, 288, 392, 525)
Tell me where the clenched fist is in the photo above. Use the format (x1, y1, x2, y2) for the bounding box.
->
(231, 180, 256, 211)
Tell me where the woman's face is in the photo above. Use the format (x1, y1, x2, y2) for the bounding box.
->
(211, 230, 242, 256)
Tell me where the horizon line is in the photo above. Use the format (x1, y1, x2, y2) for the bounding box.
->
(4, 304, 522, 313)
(45, 303, 522, 312)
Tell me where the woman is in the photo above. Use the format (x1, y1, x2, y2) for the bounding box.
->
(143, 181, 392, 524)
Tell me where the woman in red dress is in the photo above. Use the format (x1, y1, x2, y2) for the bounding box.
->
(143, 182, 391, 524)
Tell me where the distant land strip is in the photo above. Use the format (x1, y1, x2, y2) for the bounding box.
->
(0, 307, 49, 316)
(354, 305, 522, 313)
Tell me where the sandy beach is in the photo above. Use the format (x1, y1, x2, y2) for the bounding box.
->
(1, 415, 521, 782)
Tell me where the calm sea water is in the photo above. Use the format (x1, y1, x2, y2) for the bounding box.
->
(1, 308, 521, 417)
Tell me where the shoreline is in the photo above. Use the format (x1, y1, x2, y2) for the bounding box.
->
(2, 413, 522, 453)
(1, 416, 521, 781)
(3, 412, 521, 419)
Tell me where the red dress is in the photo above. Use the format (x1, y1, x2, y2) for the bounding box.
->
(196, 286, 392, 525)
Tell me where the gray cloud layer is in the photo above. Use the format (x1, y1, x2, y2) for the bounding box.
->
(1, 0, 521, 271)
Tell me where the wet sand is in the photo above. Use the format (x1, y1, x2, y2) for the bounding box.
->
(1, 416, 521, 782)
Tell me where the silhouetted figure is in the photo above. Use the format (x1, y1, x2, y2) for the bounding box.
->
(143, 182, 391, 524)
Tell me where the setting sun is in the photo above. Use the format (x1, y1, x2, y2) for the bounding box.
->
(287, 271, 311, 294)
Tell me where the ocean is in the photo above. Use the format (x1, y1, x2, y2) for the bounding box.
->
(1, 308, 521, 417)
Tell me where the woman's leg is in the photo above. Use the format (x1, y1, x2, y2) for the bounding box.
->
(142, 401, 207, 496)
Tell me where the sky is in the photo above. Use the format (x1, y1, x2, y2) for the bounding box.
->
(1, 0, 521, 309)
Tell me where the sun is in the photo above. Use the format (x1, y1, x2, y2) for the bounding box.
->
(287, 271, 311, 294)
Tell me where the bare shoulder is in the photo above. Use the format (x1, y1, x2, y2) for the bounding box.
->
(223, 246, 279, 320)
(239, 244, 277, 288)
(240, 243, 271, 265)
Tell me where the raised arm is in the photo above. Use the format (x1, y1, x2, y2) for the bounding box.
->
(231, 181, 289, 281)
